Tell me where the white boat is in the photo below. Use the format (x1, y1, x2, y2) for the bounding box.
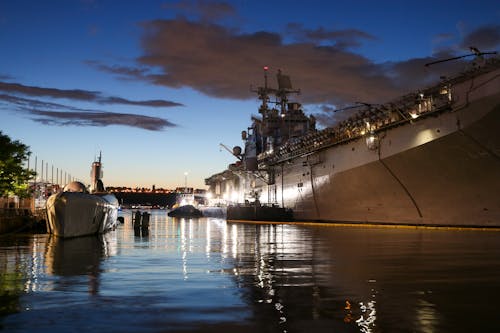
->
(46, 154, 119, 238)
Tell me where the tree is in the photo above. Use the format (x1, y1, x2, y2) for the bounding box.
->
(0, 131, 35, 198)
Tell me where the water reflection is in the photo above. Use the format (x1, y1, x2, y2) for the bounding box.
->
(44, 234, 116, 294)
(1, 214, 500, 332)
(220, 223, 500, 332)
(0, 235, 45, 316)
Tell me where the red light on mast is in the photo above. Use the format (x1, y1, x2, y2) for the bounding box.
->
(263, 66, 269, 71)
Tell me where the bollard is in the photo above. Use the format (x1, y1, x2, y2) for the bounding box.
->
(133, 210, 142, 229)
(141, 212, 150, 230)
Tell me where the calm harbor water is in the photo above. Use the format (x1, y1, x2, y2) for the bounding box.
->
(1, 210, 500, 332)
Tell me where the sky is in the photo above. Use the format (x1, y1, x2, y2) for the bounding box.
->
(1, 0, 499, 189)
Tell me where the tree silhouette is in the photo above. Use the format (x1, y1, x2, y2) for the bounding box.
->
(0, 132, 36, 198)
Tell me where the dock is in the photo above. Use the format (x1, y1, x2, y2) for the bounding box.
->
(1, 197, 48, 234)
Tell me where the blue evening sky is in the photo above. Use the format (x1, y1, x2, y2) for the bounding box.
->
(1, 0, 499, 189)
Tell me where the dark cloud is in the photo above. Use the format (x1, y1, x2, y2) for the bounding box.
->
(394, 25, 500, 91)
(312, 103, 378, 128)
(87, 10, 500, 127)
(460, 24, 500, 51)
(84, 60, 152, 80)
(0, 74, 13, 80)
(104, 96, 181, 107)
(0, 81, 98, 100)
(30, 110, 176, 131)
(133, 18, 400, 105)
(0, 78, 181, 130)
(0, 93, 177, 131)
(0, 81, 183, 107)
(0, 93, 84, 111)
(286, 23, 377, 48)
(139, 17, 453, 108)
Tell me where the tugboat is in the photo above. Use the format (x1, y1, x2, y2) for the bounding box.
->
(206, 54, 500, 227)
(46, 153, 119, 237)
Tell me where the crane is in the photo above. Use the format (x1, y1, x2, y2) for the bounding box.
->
(219, 143, 242, 160)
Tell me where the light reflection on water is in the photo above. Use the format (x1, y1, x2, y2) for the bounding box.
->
(1, 210, 500, 332)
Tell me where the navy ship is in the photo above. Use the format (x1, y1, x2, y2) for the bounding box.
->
(206, 55, 500, 227)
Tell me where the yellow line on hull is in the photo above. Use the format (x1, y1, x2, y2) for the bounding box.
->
(226, 219, 500, 231)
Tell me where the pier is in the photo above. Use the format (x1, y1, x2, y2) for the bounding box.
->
(0, 198, 47, 234)
(0, 153, 78, 235)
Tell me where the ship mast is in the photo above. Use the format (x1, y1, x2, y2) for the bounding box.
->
(241, 67, 315, 175)
(252, 66, 275, 118)
(90, 151, 104, 192)
(252, 66, 301, 118)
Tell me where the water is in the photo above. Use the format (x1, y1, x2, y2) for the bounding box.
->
(1, 210, 500, 332)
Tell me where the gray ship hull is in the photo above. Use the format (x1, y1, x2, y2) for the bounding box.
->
(278, 107, 499, 226)
(270, 70, 499, 226)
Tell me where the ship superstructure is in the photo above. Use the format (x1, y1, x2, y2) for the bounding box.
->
(206, 57, 500, 227)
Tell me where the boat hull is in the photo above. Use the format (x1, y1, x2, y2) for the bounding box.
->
(270, 94, 500, 226)
(167, 204, 203, 218)
(276, 111, 500, 226)
(95, 193, 119, 232)
(46, 192, 119, 238)
(227, 205, 293, 222)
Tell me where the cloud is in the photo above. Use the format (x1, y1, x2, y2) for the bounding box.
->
(88, 6, 500, 127)
(30, 110, 176, 131)
(103, 96, 182, 107)
(0, 81, 97, 101)
(133, 18, 400, 106)
(460, 24, 500, 51)
(285, 23, 377, 48)
(312, 104, 370, 127)
(0, 93, 177, 131)
(84, 60, 152, 80)
(0, 74, 13, 80)
(0, 79, 183, 130)
(0, 81, 183, 107)
(0, 93, 82, 110)
(132, 18, 468, 106)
